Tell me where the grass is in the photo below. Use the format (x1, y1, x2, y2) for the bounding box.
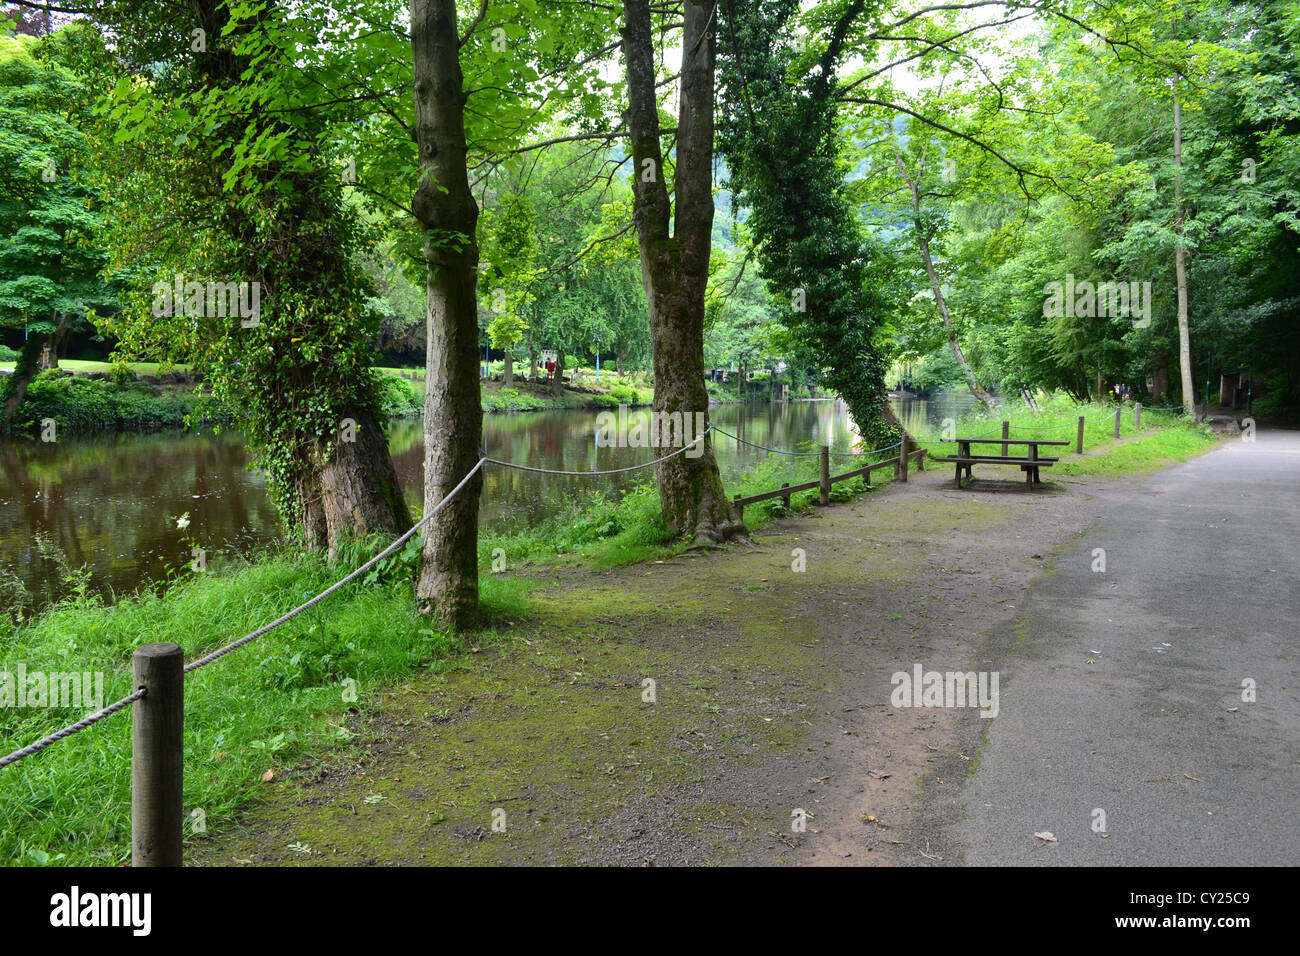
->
(0, 360, 190, 376)
(0, 548, 528, 866)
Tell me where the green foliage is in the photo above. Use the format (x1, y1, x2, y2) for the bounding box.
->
(376, 374, 421, 419)
(11, 371, 203, 433)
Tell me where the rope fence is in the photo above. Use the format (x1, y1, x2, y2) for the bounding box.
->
(0, 433, 722, 779)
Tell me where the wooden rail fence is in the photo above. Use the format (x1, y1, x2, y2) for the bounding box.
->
(731, 440, 927, 520)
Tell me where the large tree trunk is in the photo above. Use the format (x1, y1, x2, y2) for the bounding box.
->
(622, 0, 744, 543)
(503, 349, 514, 387)
(411, 0, 484, 629)
(528, 346, 537, 383)
(315, 406, 412, 551)
(894, 148, 996, 411)
(1173, 84, 1195, 416)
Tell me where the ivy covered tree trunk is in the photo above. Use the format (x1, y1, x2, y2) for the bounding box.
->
(94, 0, 412, 554)
(622, 0, 745, 543)
(411, 0, 484, 629)
(718, 1, 894, 446)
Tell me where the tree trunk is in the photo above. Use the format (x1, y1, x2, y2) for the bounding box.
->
(0, 332, 47, 432)
(622, 0, 744, 543)
(1096, 368, 1105, 402)
(894, 147, 996, 411)
(551, 351, 565, 396)
(1173, 84, 1195, 416)
(503, 349, 514, 387)
(315, 406, 412, 551)
(411, 0, 484, 629)
(528, 347, 537, 383)
(615, 354, 623, 376)
(1153, 363, 1170, 402)
(44, 313, 69, 370)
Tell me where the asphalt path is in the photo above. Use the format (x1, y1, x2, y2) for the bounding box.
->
(954, 427, 1300, 865)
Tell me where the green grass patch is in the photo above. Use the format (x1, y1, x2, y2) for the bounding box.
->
(1055, 423, 1220, 475)
(0, 549, 523, 866)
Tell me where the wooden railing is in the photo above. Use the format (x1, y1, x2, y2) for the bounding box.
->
(731, 440, 927, 520)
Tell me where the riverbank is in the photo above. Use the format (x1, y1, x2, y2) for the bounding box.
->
(0, 365, 659, 435)
(1, 362, 814, 437)
(0, 408, 1220, 864)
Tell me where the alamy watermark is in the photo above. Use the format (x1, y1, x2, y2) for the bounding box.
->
(151, 273, 261, 327)
(594, 405, 706, 458)
(1, 664, 105, 710)
(890, 663, 999, 718)
(1043, 274, 1152, 329)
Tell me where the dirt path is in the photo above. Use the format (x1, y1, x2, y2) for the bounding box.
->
(191, 457, 1177, 867)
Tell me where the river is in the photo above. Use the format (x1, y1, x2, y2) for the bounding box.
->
(0, 393, 977, 605)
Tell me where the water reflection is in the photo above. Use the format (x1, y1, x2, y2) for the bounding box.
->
(1, 392, 978, 603)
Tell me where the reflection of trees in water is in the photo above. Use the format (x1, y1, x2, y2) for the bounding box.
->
(0, 430, 280, 606)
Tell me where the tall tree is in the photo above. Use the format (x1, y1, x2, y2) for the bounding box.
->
(621, 0, 745, 543)
(411, 0, 484, 627)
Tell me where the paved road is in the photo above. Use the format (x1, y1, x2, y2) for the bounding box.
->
(954, 428, 1300, 865)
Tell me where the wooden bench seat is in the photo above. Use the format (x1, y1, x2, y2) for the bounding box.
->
(930, 454, 1057, 489)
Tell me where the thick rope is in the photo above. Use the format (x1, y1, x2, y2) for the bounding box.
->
(0, 689, 145, 770)
(183, 456, 488, 675)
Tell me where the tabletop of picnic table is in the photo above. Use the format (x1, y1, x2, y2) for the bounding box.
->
(943, 437, 1072, 445)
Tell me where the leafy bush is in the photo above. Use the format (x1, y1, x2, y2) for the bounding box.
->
(15, 372, 200, 432)
(0, 344, 18, 361)
(608, 383, 640, 404)
(377, 374, 421, 418)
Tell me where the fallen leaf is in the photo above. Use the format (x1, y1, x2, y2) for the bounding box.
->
(1034, 831, 1058, 843)
(261, 768, 275, 782)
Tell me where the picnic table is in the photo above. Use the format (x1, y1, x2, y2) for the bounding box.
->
(930, 437, 1072, 489)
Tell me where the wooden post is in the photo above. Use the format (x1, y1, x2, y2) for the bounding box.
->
(781, 482, 790, 509)
(1135, 403, 1142, 430)
(899, 437, 909, 483)
(1113, 408, 1121, 438)
(1001, 420, 1009, 457)
(818, 446, 830, 505)
(732, 494, 744, 521)
(132, 643, 184, 867)
(1076, 416, 1085, 454)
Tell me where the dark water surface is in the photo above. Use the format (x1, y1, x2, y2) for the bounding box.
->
(1, 393, 977, 603)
